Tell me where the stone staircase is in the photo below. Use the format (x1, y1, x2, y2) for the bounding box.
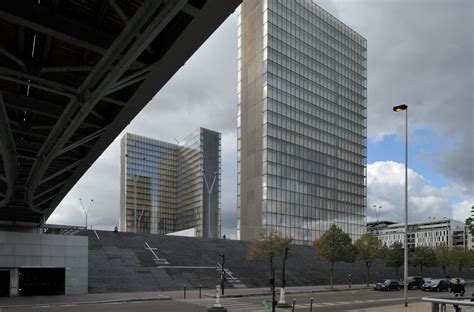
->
(79, 230, 474, 293)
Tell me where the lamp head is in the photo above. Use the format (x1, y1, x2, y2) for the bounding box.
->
(393, 104, 408, 112)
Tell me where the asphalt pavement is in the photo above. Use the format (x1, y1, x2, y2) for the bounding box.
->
(1, 286, 472, 312)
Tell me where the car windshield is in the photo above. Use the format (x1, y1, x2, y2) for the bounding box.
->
(430, 279, 440, 284)
(383, 280, 392, 285)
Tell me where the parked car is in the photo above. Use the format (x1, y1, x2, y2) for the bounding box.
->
(422, 279, 450, 292)
(374, 279, 401, 291)
(405, 276, 425, 290)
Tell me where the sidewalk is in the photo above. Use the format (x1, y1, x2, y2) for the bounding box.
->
(0, 291, 171, 308)
(0, 284, 369, 308)
(349, 302, 431, 312)
(200, 284, 371, 299)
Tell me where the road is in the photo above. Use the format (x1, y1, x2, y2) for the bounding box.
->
(2, 287, 471, 312)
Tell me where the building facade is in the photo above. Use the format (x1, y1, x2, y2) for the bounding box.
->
(120, 128, 221, 238)
(237, 0, 367, 244)
(376, 218, 470, 250)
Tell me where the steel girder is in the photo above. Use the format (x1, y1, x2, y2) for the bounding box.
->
(0, 0, 241, 224)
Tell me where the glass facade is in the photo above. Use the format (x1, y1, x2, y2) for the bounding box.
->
(238, 0, 367, 245)
(120, 128, 221, 238)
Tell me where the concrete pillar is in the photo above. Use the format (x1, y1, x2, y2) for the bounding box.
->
(9, 268, 18, 296)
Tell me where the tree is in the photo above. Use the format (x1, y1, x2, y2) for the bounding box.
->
(354, 232, 383, 286)
(248, 229, 293, 262)
(384, 242, 404, 279)
(248, 229, 292, 311)
(449, 247, 473, 277)
(248, 228, 293, 283)
(314, 224, 353, 289)
(434, 244, 450, 276)
(410, 246, 436, 275)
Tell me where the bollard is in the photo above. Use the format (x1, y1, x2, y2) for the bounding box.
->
(310, 297, 314, 312)
(183, 285, 186, 299)
(291, 298, 296, 312)
(199, 285, 202, 299)
(207, 285, 227, 311)
(215, 285, 222, 307)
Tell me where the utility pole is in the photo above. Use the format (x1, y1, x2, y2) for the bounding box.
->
(219, 254, 226, 295)
(277, 247, 290, 308)
(270, 255, 275, 312)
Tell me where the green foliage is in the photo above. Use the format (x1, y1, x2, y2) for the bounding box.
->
(314, 224, 353, 263)
(434, 244, 450, 276)
(384, 242, 404, 279)
(410, 246, 436, 274)
(466, 216, 474, 237)
(314, 224, 353, 288)
(354, 232, 384, 286)
(466, 206, 474, 237)
(448, 247, 473, 277)
(248, 229, 293, 262)
(354, 232, 384, 264)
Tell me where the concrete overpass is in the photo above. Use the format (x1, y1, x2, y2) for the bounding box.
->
(0, 0, 240, 226)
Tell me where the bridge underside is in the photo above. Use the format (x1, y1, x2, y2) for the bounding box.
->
(0, 0, 240, 226)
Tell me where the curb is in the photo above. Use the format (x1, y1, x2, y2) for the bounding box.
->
(0, 296, 172, 309)
(203, 286, 371, 298)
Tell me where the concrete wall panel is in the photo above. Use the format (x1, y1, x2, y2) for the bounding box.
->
(0, 231, 88, 295)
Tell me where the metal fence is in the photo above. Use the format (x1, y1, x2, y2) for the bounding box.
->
(422, 296, 474, 312)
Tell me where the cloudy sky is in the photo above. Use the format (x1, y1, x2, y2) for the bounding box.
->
(48, 0, 473, 238)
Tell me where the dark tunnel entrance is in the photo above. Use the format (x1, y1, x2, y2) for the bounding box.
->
(0, 270, 9, 297)
(19, 268, 65, 296)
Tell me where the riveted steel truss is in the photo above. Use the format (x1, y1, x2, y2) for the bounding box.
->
(0, 0, 240, 224)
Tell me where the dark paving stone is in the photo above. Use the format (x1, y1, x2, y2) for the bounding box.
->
(78, 230, 474, 293)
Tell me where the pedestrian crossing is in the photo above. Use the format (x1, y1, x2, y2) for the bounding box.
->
(294, 295, 422, 309)
(176, 298, 265, 311)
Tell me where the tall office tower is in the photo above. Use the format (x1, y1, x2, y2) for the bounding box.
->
(120, 128, 221, 238)
(237, 0, 367, 244)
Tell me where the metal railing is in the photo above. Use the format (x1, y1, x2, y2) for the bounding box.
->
(422, 296, 474, 312)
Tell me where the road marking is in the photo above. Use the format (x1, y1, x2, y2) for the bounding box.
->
(297, 296, 423, 308)
(177, 298, 264, 311)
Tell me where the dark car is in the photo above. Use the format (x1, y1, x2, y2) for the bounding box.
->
(374, 279, 401, 291)
(406, 276, 425, 290)
(422, 279, 450, 292)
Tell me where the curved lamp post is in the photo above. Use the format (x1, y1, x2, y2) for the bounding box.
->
(393, 104, 408, 308)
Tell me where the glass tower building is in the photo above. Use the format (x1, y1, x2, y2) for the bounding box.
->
(237, 0, 367, 244)
(120, 128, 221, 238)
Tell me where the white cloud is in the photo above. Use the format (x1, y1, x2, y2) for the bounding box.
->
(48, 2, 473, 235)
(367, 161, 470, 223)
(452, 200, 474, 223)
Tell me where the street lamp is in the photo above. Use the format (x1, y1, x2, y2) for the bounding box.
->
(393, 103, 408, 308)
(277, 247, 290, 308)
(79, 198, 93, 229)
(203, 170, 218, 238)
(373, 205, 382, 223)
(219, 254, 226, 295)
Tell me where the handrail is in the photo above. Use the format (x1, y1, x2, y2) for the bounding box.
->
(422, 296, 474, 306)
(423, 296, 474, 312)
